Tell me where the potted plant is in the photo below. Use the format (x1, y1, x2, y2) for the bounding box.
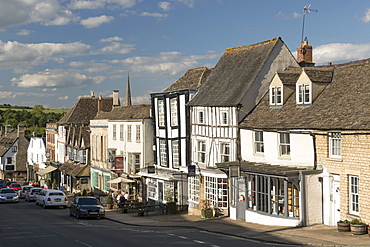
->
(106, 194, 114, 209)
(200, 199, 213, 219)
(164, 189, 176, 214)
(337, 220, 350, 232)
(350, 219, 367, 235)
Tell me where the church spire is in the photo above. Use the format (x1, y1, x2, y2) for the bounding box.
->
(125, 72, 132, 106)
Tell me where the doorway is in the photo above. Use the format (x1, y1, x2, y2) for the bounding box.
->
(332, 176, 340, 226)
(236, 177, 247, 220)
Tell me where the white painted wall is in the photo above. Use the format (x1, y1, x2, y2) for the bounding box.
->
(240, 129, 315, 167)
(27, 137, 47, 169)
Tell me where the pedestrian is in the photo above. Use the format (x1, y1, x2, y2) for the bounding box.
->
(124, 191, 129, 201)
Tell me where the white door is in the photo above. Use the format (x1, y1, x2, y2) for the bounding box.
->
(332, 180, 340, 226)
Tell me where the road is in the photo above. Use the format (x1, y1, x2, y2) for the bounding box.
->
(0, 200, 289, 247)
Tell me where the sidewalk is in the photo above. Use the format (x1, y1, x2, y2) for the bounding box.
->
(104, 208, 370, 247)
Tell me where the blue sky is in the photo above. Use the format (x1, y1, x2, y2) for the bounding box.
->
(0, 0, 370, 109)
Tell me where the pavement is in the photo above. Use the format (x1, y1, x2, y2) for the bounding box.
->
(102, 207, 370, 247)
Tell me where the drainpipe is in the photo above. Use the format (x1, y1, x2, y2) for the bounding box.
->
(310, 132, 317, 170)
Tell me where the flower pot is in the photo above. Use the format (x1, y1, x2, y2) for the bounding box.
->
(337, 222, 350, 232)
(201, 208, 213, 219)
(350, 224, 367, 235)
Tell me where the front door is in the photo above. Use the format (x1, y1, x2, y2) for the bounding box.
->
(332, 179, 341, 226)
(236, 177, 247, 220)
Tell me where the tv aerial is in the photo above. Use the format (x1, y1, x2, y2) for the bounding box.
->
(301, 4, 318, 43)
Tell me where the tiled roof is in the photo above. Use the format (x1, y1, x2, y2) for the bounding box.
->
(94, 104, 151, 120)
(240, 60, 370, 130)
(58, 96, 113, 125)
(164, 67, 212, 92)
(188, 37, 290, 107)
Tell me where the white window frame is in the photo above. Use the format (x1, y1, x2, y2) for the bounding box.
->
(270, 85, 283, 105)
(279, 132, 290, 156)
(120, 124, 124, 141)
(254, 131, 264, 153)
(113, 124, 117, 140)
(329, 132, 341, 158)
(158, 99, 165, 127)
(127, 125, 132, 142)
(136, 125, 140, 143)
(296, 83, 311, 104)
(204, 176, 228, 209)
(170, 98, 178, 126)
(188, 176, 200, 203)
(197, 140, 206, 163)
(221, 111, 228, 125)
(159, 139, 167, 167)
(220, 143, 230, 162)
(147, 178, 157, 200)
(172, 140, 179, 168)
(198, 110, 204, 124)
(349, 175, 359, 215)
(129, 153, 140, 174)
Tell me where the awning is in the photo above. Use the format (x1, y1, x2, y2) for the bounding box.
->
(36, 166, 57, 176)
(107, 177, 135, 183)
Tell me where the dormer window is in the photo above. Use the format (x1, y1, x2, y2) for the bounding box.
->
(270, 86, 282, 105)
(297, 83, 311, 104)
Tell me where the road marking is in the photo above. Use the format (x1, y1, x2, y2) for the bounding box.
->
(193, 240, 205, 244)
(75, 239, 92, 247)
(178, 236, 188, 239)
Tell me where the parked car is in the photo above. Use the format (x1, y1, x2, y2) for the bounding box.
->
(7, 183, 21, 191)
(69, 197, 105, 219)
(0, 188, 19, 203)
(5, 181, 17, 187)
(18, 185, 33, 199)
(25, 188, 43, 202)
(35, 189, 68, 209)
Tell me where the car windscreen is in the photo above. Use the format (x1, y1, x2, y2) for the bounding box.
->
(49, 192, 64, 196)
(1, 189, 15, 194)
(78, 198, 99, 205)
(11, 184, 21, 188)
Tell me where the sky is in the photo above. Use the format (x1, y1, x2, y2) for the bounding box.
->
(0, 0, 370, 109)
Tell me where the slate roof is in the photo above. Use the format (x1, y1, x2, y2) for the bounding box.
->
(188, 37, 287, 107)
(66, 125, 90, 149)
(240, 60, 370, 131)
(93, 104, 151, 121)
(164, 67, 212, 92)
(58, 96, 113, 125)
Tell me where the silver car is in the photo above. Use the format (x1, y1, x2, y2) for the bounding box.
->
(0, 188, 19, 203)
(18, 185, 33, 199)
(25, 187, 42, 202)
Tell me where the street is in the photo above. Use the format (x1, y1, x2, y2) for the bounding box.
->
(0, 200, 283, 247)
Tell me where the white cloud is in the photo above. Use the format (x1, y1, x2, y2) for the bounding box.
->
(0, 40, 90, 68)
(362, 9, 370, 23)
(0, 91, 54, 99)
(100, 42, 134, 54)
(275, 11, 302, 20)
(178, 0, 194, 8)
(58, 95, 69, 100)
(0, 0, 77, 28)
(11, 69, 104, 88)
(140, 12, 168, 18)
(69, 0, 136, 9)
(158, 2, 171, 11)
(100, 36, 124, 42)
(17, 29, 33, 36)
(112, 51, 219, 75)
(80, 15, 115, 28)
(312, 43, 370, 64)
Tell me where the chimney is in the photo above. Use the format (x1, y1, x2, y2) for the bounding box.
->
(91, 91, 95, 97)
(98, 95, 103, 112)
(297, 40, 315, 67)
(113, 90, 120, 107)
(18, 124, 25, 137)
(5, 125, 11, 136)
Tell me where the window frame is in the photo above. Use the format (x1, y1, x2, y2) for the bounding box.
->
(119, 124, 124, 141)
(197, 140, 206, 164)
(112, 124, 117, 140)
(279, 132, 290, 156)
(296, 83, 311, 104)
(220, 142, 230, 162)
(254, 131, 264, 154)
(204, 176, 228, 209)
(270, 85, 283, 105)
(136, 125, 141, 143)
(329, 132, 341, 158)
(221, 111, 228, 125)
(349, 175, 359, 215)
(188, 176, 200, 203)
(198, 110, 204, 124)
(170, 98, 178, 127)
(159, 139, 167, 167)
(158, 99, 165, 127)
(127, 125, 132, 142)
(172, 140, 179, 168)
